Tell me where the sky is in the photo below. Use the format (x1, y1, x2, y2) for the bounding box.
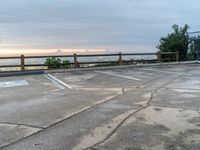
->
(0, 0, 200, 55)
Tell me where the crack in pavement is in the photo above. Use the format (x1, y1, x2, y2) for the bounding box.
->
(0, 92, 124, 149)
(136, 75, 163, 88)
(87, 74, 183, 150)
(0, 72, 186, 150)
(0, 122, 43, 130)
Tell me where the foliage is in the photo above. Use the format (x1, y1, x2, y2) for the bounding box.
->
(157, 24, 190, 61)
(45, 57, 70, 69)
(189, 36, 200, 59)
(45, 57, 62, 68)
(62, 60, 71, 69)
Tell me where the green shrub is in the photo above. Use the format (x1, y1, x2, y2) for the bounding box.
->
(63, 60, 71, 69)
(45, 57, 62, 69)
(45, 57, 71, 69)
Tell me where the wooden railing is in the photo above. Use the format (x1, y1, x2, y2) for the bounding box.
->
(0, 52, 179, 71)
(157, 51, 179, 62)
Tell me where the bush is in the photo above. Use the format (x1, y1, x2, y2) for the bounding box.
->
(63, 60, 71, 69)
(157, 24, 190, 61)
(45, 57, 70, 69)
(45, 57, 62, 68)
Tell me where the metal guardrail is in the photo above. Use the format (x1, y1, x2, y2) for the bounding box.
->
(0, 52, 179, 71)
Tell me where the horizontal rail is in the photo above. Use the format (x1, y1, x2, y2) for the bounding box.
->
(71, 54, 120, 57)
(24, 55, 73, 59)
(0, 65, 21, 68)
(0, 52, 178, 72)
(0, 53, 156, 59)
(160, 52, 177, 55)
(122, 53, 156, 56)
(0, 56, 20, 59)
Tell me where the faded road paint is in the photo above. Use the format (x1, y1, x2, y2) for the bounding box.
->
(0, 80, 28, 88)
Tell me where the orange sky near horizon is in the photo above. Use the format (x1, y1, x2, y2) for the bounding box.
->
(0, 49, 108, 56)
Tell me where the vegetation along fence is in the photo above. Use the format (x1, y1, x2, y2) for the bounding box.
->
(0, 52, 179, 72)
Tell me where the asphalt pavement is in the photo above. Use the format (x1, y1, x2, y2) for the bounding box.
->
(0, 64, 200, 150)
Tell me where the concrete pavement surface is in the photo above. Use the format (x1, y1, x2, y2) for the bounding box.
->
(0, 64, 200, 150)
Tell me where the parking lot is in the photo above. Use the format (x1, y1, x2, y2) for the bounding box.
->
(0, 63, 200, 150)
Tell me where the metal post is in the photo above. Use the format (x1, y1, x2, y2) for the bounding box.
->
(157, 51, 161, 63)
(20, 54, 25, 71)
(176, 51, 179, 62)
(73, 53, 79, 68)
(118, 52, 123, 65)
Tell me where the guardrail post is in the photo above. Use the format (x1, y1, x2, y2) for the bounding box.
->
(118, 52, 123, 65)
(157, 51, 161, 63)
(176, 51, 179, 62)
(20, 54, 25, 71)
(73, 53, 79, 68)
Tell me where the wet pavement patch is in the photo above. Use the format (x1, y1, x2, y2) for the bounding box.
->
(0, 64, 200, 150)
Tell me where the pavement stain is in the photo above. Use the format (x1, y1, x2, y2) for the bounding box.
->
(0, 124, 41, 148)
(93, 106, 200, 150)
(1, 64, 200, 150)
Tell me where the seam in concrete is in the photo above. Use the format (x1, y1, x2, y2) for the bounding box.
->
(136, 76, 163, 88)
(122, 88, 125, 94)
(87, 74, 183, 150)
(0, 122, 44, 130)
(0, 92, 124, 149)
(0, 73, 189, 149)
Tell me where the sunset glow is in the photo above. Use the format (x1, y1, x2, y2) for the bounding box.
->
(0, 49, 107, 56)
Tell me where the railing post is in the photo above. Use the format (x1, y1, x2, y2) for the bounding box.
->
(20, 54, 25, 71)
(176, 51, 179, 62)
(157, 51, 161, 63)
(73, 53, 79, 68)
(118, 52, 123, 65)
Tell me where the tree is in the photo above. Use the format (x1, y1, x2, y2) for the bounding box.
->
(157, 24, 190, 61)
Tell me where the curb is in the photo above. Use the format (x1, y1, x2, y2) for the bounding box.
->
(0, 61, 199, 77)
(45, 61, 200, 74)
(0, 70, 44, 77)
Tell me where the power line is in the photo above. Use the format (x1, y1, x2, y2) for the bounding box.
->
(188, 31, 200, 34)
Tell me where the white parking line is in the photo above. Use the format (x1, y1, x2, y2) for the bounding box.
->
(44, 74, 72, 89)
(43, 74, 65, 90)
(95, 71, 141, 81)
(135, 68, 192, 75)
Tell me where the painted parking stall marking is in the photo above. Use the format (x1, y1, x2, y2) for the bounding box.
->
(44, 74, 72, 89)
(95, 71, 141, 81)
(0, 80, 28, 88)
(135, 68, 192, 76)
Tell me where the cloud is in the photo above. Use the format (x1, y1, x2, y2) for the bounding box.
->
(0, 0, 200, 53)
